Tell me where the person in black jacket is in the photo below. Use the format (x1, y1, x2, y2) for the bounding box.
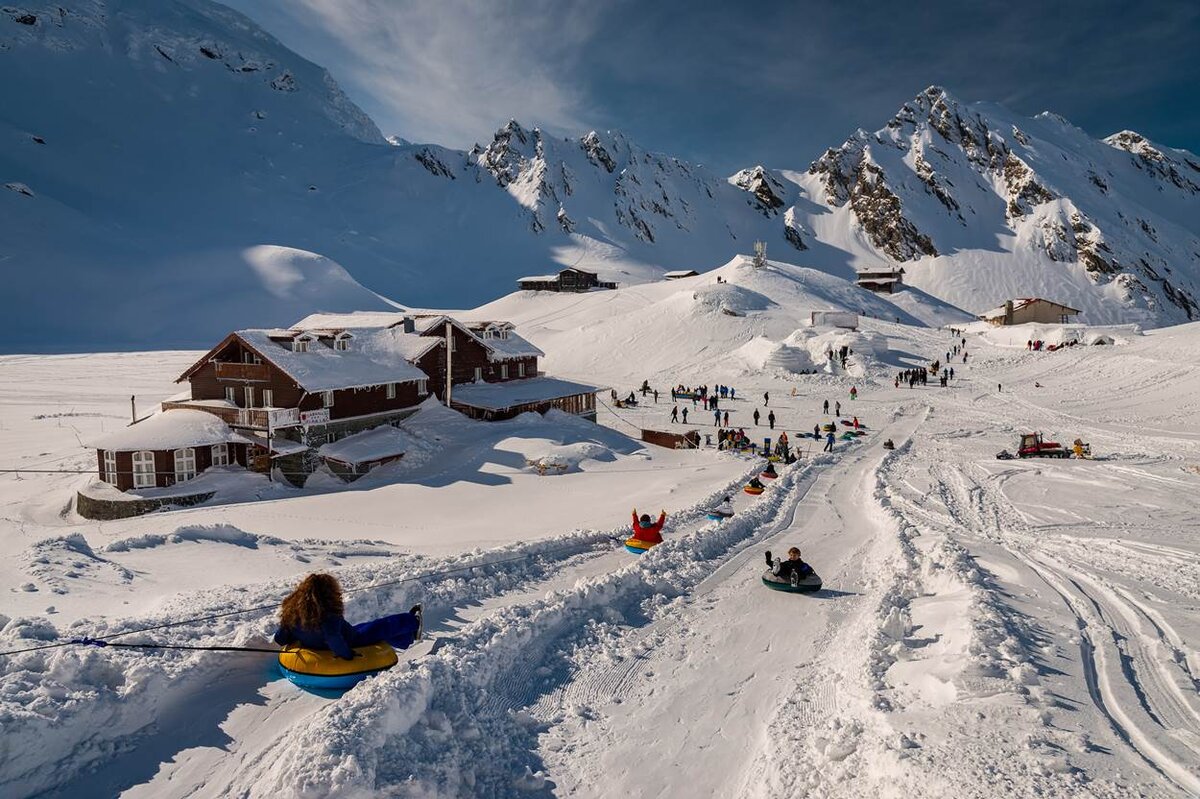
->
(766, 547, 813, 582)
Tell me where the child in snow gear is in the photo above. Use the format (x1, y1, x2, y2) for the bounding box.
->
(630, 509, 667, 544)
(768, 547, 814, 584)
(274, 573, 422, 660)
(761, 462, 778, 479)
(709, 496, 735, 519)
(850, 386, 858, 400)
(883, 439, 895, 450)
(824, 431, 835, 452)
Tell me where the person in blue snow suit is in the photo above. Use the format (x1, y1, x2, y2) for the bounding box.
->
(273, 573, 422, 660)
(824, 431, 835, 452)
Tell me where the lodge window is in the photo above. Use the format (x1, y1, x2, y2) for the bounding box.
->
(242, 351, 261, 364)
(518, 361, 525, 378)
(418, 379, 428, 396)
(334, 337, 349, 351)
(211, 443, 229, 467)
(501, 364, 509, 380)
(262, 389, 274, 407)
(293, 338, 309, 353)
(132, 451, 155, 488)
(225, 386, 236, 404)
(174, 448, 197, 482)
(473, 367, 483, 382)
(386, 383, 396, 399)
(244, 386, 254, 407)
(102, 450, 117, 484)
(323, 390, 334, 408)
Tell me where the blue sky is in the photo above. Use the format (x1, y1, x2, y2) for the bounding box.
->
(222, 0, 1199, 174)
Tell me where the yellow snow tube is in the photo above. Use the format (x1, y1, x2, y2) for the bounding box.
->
(278, 642, 398, 677)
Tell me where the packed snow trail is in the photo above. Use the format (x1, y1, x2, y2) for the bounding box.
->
(540, 406, 926, 798)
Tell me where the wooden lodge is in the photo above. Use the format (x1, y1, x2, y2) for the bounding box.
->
(87, 312, 599, 499)
(855, 266, 905, 293)
(980, 298, 1081, 326)
(516, 267, 617, 293)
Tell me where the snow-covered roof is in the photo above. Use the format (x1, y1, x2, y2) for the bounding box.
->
(90, 409, 249, 452)
(450, 377, 599, 411)
(664, 270, 700, 278)
(464, 321, 545, 360)
(233, 328, 430, 392)
(319, 425, 409, 465)
(856, 275, 901, 283)
(518, 274, 560, 282)
(292, 311, 410, 329)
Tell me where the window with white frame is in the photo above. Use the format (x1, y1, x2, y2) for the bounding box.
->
(518, 361, 525, 378)
(334, 337, 349, 351)
(262, 389, 273, 407)
(418, 379, 428, 396)
(386, 382, 396, 399)
(293, 338, 309, 353)
(225, 386, 236, 403)
(211, 443, 229, 467)
(244, 386, 255, 407)
(132, 451, 155, 488)
(103, 450, 117, 484)
(323, 390, 334, 408)
(174, 448, 196, 482)
(473, 366, 483, 382)
(500, 364, 509, 380)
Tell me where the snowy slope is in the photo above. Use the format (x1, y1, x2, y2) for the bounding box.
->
(4, 6, 1199, 352)
(773, 86, 1200, 326)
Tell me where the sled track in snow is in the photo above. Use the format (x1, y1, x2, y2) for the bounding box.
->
(933, 459, 1200, 795)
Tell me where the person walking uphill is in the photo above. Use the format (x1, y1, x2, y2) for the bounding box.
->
(670, 405, 679, 423)
(764, 391, 770, 407)
(273, 574, 422, 660)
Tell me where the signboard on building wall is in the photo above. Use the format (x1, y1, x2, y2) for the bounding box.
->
(299, 408, 330, 425)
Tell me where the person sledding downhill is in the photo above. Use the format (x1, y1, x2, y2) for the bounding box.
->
(707, 496, 735, 521)
(744, 476, 766, 495)
(762, 547, 822, 592)
(625, 508, 667, 554)
(761, 461, 778, 479)
(274, 573, 422, 690)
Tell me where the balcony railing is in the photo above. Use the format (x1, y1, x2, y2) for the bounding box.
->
(214, 362, 270, 382)
(161, 401, 300, 430)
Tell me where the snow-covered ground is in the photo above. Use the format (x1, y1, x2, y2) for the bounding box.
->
(2, 277, 1200, 796)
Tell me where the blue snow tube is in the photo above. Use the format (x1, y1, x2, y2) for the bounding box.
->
(761, 569, 823, 593)
(278, 642, 398, 690)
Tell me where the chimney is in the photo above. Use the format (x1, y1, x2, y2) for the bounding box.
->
(1004, 300, 1014, 326)
(402, 316, 415, 334)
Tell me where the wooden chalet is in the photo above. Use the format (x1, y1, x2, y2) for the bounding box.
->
(516, 267, 617, 293)
(980, 298, 1081, 326)
(855, 266, 906, 293)
(90, 313, 600, 495)
(663, 270, 700, 280)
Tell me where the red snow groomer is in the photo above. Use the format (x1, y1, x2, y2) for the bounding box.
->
(1017, 432, 1069, 459)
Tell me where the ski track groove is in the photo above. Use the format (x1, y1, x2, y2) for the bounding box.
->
(928, 450, 1200, 795)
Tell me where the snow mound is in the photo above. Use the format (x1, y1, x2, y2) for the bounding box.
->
(688, 283, 774, 316)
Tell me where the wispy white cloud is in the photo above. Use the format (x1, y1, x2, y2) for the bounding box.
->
(235, 0, 608, 145)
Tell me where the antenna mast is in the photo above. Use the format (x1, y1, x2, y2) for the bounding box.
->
(752, 241, 767, 269)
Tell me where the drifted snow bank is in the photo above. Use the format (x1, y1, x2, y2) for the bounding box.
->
(218, 456, 838, 796)
(736, 328, 891, 377)
(970, 321, 1140, 349)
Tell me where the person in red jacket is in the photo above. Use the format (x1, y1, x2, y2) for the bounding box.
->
(631, 508, 666, 544)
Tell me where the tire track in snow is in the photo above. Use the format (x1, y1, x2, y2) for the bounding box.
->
(935, 459, 1200, 795)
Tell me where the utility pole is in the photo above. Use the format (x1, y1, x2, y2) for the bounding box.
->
(445, 320, 453, 407)
(130, 395, 136, 424)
